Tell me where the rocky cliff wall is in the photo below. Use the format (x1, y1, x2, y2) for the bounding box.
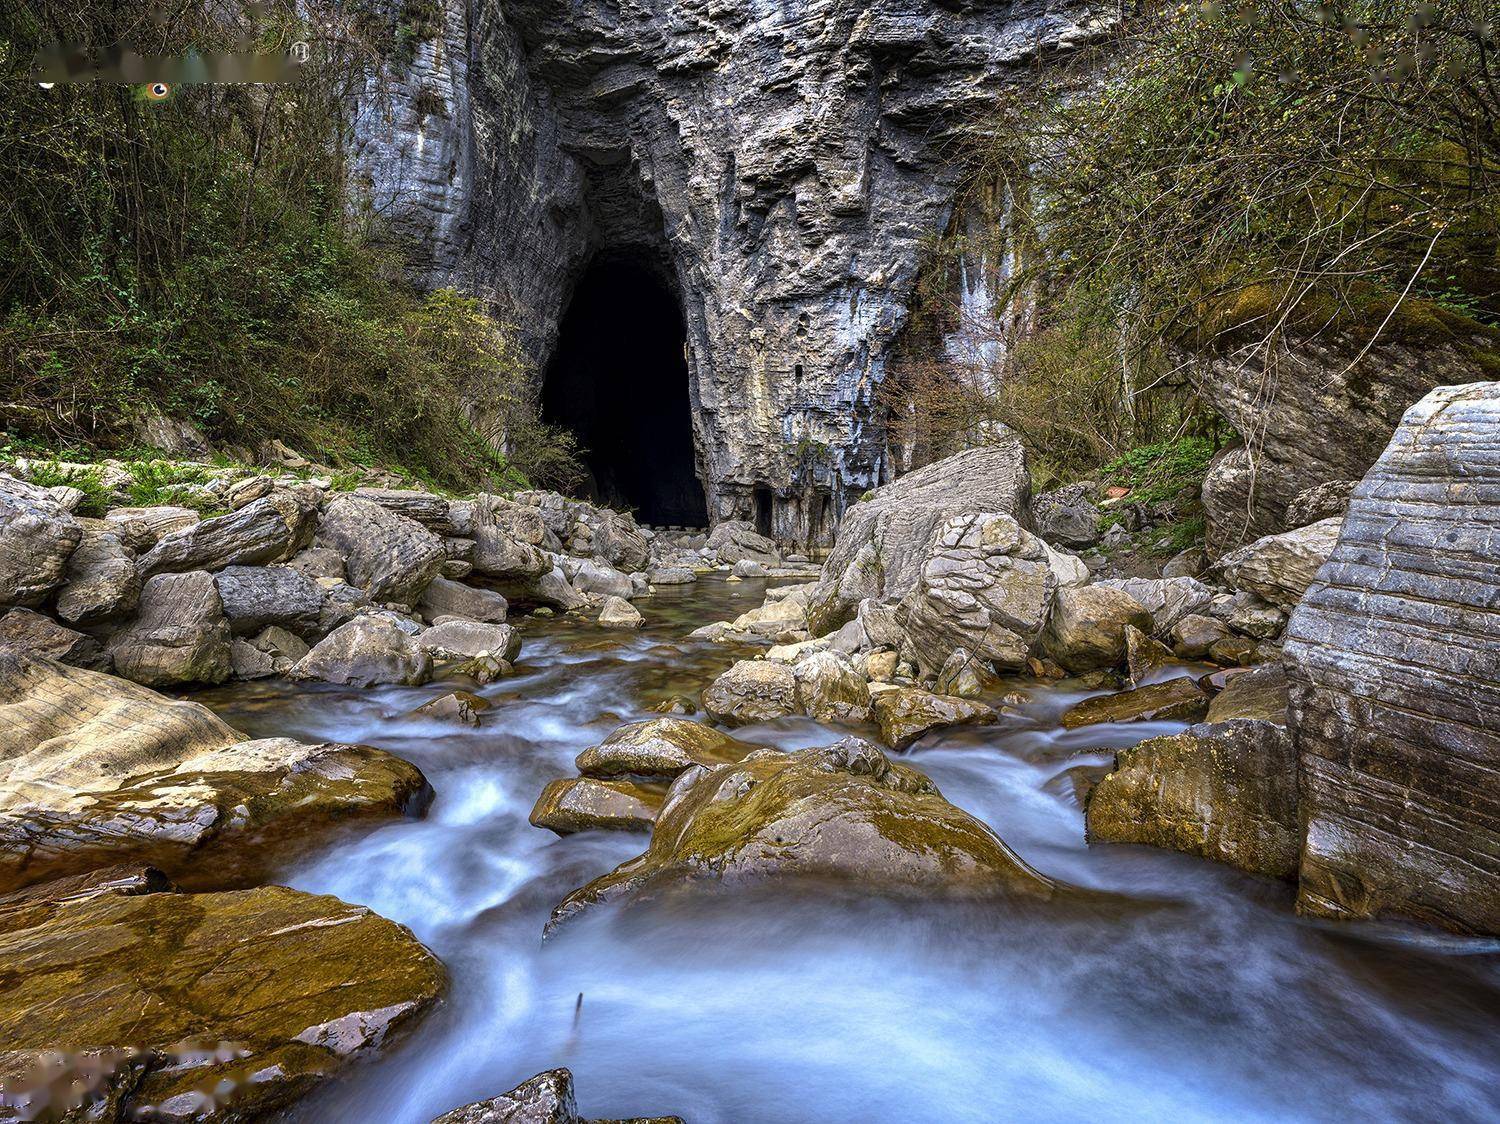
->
(351, 0, 1112, 543)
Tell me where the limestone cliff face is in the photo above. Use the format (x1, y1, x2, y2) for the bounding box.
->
(351, 0, 1111, 542)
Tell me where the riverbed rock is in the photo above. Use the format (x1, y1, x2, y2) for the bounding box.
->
(412, 690, 491, 727)
(1094, 576, 1215, 638)
(597, 596, 643, 629)
(213, 564, 325, 639)
(0, 607, 109, 671)
(1171, 613, 1231, 659)
(1217, 517, 1343, 610)
(1205, 664, 1289, 724)
(530, 777, 666, 835)
(294, 616, 432, 687)
(1040, 586, 1153, 673)
(0, 474, 81, 609)
(549, 738, 1054, 932)
(351, 486, 456, 532)
(701, 659, 798, 726)
(430, 1067, 682, 1124)
(55, 519, 139, 624)
(647, 565, 697, 585)
(107, 571, 233, 688)
(139, 492, 315, 577)
(809, 442, 1031, 633)
(287, 545, 347, 581)
(104, 505, 199, 552)
(870, 688, 997, 751)
(418, 619, 521, 662)
(0, 873, 444, 1122)
(318, 496, 447, 608)
(571, 558, 634, 600)
(576, 718, 763, 781)
(417, 575, 509, 624)
(1032, 482, 1101, 548)
(0, 648, 431, 890)
(792, 651, 872, 725)
(1086, 718, 1299, 879)
(897, 512, 1055, 677)
(1061, 677, 1210, 729)
(1284, 382, 1500, 934)
(706, 520, 779, 565)
(1124, 625, 1175, 686)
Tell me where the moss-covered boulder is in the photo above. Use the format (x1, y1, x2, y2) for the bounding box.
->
(0, 649, 429, 892)
(870, 688, 998, 750)
(575, 718, 762, 781)
(701, 659, 798, 725)
(529, 777, 666, 835)
(547, 738, 1054, 933)
(1085, 718, 1299, 879)
(0, 869, 444, 1122)
(1060, 676, 1209, 729)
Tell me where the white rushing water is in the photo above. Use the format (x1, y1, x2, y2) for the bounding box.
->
(203, 577, 1500, 1124)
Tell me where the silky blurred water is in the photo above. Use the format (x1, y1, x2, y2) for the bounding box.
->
(201, 576, 1500, 1124)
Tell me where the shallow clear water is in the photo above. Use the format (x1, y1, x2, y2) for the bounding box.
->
(201, 576, 1500, 1124)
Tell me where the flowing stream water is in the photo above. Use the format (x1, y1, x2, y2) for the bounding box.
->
(200, 576, 1500, 1124)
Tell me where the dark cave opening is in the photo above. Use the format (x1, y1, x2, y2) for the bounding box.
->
(542, 254, 708, 527)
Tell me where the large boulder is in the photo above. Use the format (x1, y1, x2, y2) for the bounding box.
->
(0, 608, 110, 671)
(1086, 717, 1299, 879)
(418, 576, 509, 623)
(1040, 586, 1153, 672)
(1284, 382, 1500, 934)
(294, 616, 432, 687)
(0, 474, 81, 609)
(350, 486, 456, 533)
(431, 1068, 681, 1124)
(896, 513, 1056, 677)
(575, 718, 763, 781)
(705, 519, 779, 565)
(870, 688, 997, 751)
(808, 441, 1031, 632)
(55, 519, 139, 624)
(317, 496, 446, 607)
(597, 595, 644, 629)
(214, 564, 325, 638)
(1188, 323, 1495, 554)
(104, 504, 199, 550)
(1217, 517, 1343, 610)
(106, 571, 233, 687)
(0, 871, 443, 1122)
(548, 738, 1055, 932)
(139, 491, 315, 577)
(701, 659, 798, 726)
(0, 648, 430, 890)
(571, 558, 634, 599)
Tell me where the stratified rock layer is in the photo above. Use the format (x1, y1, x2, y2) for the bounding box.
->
(0, 871, 444, 1122)
(1284, 382, 1500, 934)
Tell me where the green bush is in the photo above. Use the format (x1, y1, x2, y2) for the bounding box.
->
(19, 460, 111, 516)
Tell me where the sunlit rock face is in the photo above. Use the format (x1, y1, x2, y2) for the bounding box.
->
(352, 0, 1111, 543)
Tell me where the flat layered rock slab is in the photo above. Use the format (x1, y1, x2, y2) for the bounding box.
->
(0, 649, 429, 893)
(0, 873, 444, 1122)
(1060, 677, 1209, 730)
(871, 688, 998, 750)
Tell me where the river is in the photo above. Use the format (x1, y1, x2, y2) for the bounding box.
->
(199, 576, 1500, 1124)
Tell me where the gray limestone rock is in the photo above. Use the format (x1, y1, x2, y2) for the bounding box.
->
(418, 576, 509, 623)
(139, 492, 316, 578)
(56, 519, 139, 624)
(106, 571, 232, 688)
(214, 565, 325, 638)
(1217, 518, 1342, 611)
(0, 474, 81, 609)
(1032, 482, 1101, 548)
(317, 496, 447, 608)
(294, 616, 433, 687)
(0, 608, 110, 671)
(1284, 382, 1500, 935)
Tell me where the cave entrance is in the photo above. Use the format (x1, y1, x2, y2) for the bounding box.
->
(542, 254, 707, 527)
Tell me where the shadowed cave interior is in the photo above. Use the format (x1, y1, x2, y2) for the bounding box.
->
(542, 254, 708, 528)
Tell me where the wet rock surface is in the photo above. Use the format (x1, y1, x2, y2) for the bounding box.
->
(1285, 382, 1500, 934)
(0, 870, 444, 1122)
(0, 649, 430, 892)
(575, 718, 763, 781)
(548, 738, 1055, 933)
(871, 688, 998, 751)
(430, 1067, 682, 1124)
(530, 777, 666, 835)
(1061, 677, 1210, 729)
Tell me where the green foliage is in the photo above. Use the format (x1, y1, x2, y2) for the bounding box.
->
(20, 460, 111, 515)
(1104, 437, 1218, 507)
(977, 0, 1500, 362)
(123, 461, 221, 512)
(0, 1, 582, 495)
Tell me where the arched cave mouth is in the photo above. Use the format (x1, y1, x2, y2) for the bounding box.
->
(542, 254, 708, 528)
